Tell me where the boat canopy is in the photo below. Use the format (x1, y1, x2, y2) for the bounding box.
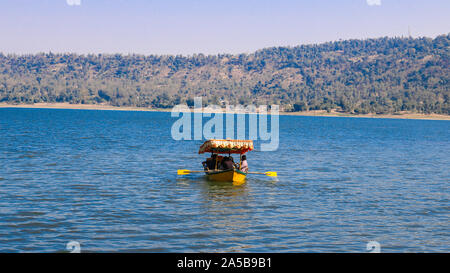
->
(198, 139, 254, 155)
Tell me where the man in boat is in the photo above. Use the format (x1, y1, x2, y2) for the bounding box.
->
(202, 154, 218, 171)
(220, 156, 235, 170)
(240, 155, 249, 173)
(230, 156, 240, 169)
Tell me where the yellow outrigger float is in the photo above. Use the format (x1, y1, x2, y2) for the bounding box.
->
(177, 139, 276, 185)
(199, 139, 253, 185)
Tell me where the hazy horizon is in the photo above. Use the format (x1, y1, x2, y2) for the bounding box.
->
(1, 0, 449, 55)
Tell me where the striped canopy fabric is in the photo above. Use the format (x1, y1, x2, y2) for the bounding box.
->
(198, 139, 254, 154)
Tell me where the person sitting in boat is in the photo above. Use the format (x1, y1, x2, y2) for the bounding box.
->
(230, 156, 239, 169)
(218, 157, 226, 170)
(220, 156, 235, 170)
(240, 155, 249, 173)
(202, 154, 218, 171)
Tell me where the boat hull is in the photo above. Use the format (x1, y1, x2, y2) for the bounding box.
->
(206, 169, 247, 185)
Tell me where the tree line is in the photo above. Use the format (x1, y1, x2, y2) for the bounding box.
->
(0, 34, 448, 114)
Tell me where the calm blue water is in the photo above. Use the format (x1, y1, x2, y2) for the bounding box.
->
(0, 108, 448, 252)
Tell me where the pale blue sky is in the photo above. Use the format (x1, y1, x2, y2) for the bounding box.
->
(0, 0, 449, 55)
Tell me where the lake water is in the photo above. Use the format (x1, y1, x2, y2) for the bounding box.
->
(0, 108, 448, 252)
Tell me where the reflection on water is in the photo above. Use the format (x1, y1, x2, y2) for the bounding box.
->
(0, 108, 449, 252)
(201, 181, 253, 252)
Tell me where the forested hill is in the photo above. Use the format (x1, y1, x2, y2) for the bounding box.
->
(0, 34, 449, 114)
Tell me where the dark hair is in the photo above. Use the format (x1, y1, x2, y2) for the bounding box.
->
(242, 155, 247, 160)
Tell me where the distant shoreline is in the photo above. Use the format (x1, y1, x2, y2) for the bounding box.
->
(1, 102, 449, 121)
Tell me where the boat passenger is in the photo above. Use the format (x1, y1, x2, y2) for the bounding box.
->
(221, 157, 235, 170)
(203, 154, 218, 171)
(230, 156, 239, 169)
(202, 160, 209, 171)
(218, 157, 226, 170)
(240, 155, 249, 173)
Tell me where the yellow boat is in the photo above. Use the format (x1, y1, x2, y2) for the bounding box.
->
(205, 169, 248, 185)
(199, 139, 253, 185)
